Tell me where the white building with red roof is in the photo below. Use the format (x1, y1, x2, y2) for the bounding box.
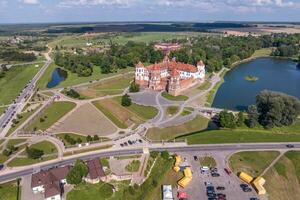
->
(135, 57, 205, 96)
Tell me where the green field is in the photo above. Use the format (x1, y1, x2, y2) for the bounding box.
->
(125, 160, 141, 172)
(166, 106, 179, 116)
(29, 141, 57, 154)
(183, 128, 300, 144)
(0, 181, 20, 200)
(0, 64, 40, 105)
(229, 151, 280, 177)
(264, 151, 300, 200)
(7, 139, 27, 147)
(251, 47, 274, 58)
(146, 115, 209, 141)
(7, 155, 57, 167)
(25, 101, 76, 131)
(161, 92, 189, 101)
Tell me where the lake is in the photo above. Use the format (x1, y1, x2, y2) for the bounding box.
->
(212, 58, 300, 111)
(47, 68, 68, 88)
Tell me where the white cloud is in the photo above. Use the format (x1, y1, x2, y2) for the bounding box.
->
(21, 0, 39, 5)
(59, 0, 138, 8)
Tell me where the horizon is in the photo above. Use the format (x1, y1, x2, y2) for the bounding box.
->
(0, 0, 300, 23)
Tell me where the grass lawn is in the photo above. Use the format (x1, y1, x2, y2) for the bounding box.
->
(93, 97, 156, 129)
(7, 139, 27, 147)
(264, 151, 300, 200)
(251, 48, 274, 58)
(36, 62, 56, 90)
(115, 155, 141, 160)
(229, 151, 280, 177)
(125, 160, 141, 172)
(0, 64, 40, 105)
(7, 155, 57, 167)
(200, 156, 217, 167)
(161, 91, 189, 101)
(56, 133, 87, 146)
(63, 145, 113, 157)
(67, 182, 114, 200)
(25, 101, 76, 131)
(166, 106, 179, 116)
(114, 97, 158, 120)
(0, 181, 20, 200)
(29, 141, 57, 154)
(0, 107, 7, 115)
(205, 70, 226, 106)
(183, 125, 300, 144)
(78, 75, 133, 99)
(6, 104, 42, 136)
(197, 80, 212, 90)
(146, 115, 209, 141)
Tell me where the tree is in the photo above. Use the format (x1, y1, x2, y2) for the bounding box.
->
(121, 94, 132, 107)
(129, 82, 140, 93)
(26, 147, 44, 159)
(218, 110, 236, 128)
(65, 89, 80, 99)
(86, 135, 93, 142)
(246, 105, 259, 128)
(161, 151, 170, 160)
(93, 135, 99, 141)
(236, 112, 245, 127)
(67, 159, 88, 185)
(256, 90, 300, 128)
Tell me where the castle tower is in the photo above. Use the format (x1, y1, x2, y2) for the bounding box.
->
(168, 69, 181, 96)
(197, 60, 206, 80)
(148, 63, 162, 90)
(135, 61, 148, 86)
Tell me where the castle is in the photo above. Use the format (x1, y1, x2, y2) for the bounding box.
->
(135, 57, 205, 96)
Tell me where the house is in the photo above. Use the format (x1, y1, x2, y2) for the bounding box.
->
(135, 56, 205, 96)
(85, 158, 106, 184)
(31, 166, 71, 200)
(154, 43, 181, 54)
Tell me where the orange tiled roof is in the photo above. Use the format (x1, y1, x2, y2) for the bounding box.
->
(146, 60, 198, 73)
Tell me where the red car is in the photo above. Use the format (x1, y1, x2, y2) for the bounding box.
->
(224, 168, 231, 175)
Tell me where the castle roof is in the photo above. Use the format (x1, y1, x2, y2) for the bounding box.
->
(197, 60, 205, 66)
(146, 60, 198, 73)
(136, 61, 145, 68)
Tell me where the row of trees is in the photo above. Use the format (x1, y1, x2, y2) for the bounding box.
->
(218, 111, 245, 129)
(63, 134, 101, 145)
(0, 50, 36, 62)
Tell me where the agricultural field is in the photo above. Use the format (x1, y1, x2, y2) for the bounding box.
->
(25, 101, 76, 132)
(0, 64, 40, 105)
(146, 115, 209, 141)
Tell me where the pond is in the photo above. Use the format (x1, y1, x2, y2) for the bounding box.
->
(212, 58, 300, 111)
(47, 68, 68, 88)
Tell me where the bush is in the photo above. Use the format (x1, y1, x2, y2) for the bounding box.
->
(26, 146, 44, 159)
(65, 89, 80, 99)
(121, 94, 132, 107)
(66, 159, 88, 185)
(129, 82, 140, 93)
(161, 151, 170, 160)
(218, 110, 236, 128)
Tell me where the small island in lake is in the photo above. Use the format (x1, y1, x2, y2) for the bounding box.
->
(244, 75, 259, 82)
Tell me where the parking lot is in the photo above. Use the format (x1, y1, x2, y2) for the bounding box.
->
(173, 151, 263, 200)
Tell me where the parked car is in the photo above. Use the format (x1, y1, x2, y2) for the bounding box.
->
(211, 173, 220, 177)
(286, 144, 294, 148)
(242, 187, 252, 192)
(216, 186, 225, 190)
(250, 198, 259, 200)
(193, 156, 198, 161)
(0, 164, 4, 170)
(224, 168, 231, 175)
(240, 184, 249, 189)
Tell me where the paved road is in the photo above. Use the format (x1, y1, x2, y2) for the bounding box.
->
(0, 59, 52, 136)
(0, 142, 299, 183)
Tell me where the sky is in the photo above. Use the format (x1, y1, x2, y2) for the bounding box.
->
(0, 0, 299, 23)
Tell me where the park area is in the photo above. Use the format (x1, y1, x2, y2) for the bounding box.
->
(0, 180, 21, 200)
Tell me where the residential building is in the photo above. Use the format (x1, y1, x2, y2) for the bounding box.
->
(85, 158, 106, 184)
